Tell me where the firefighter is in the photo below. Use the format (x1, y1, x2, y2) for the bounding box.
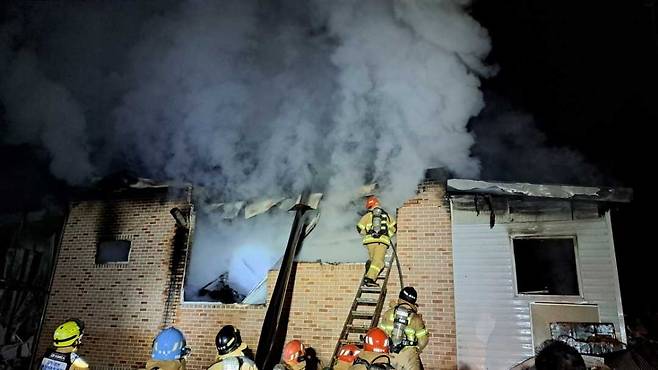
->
(39, 319, 89, 370)
(349, 328, 396, 370)
(275, 340, 322, 370)
(356, 196, 397, 287)
(207, 325, 258, 370)
(332, 344, 360, 370)
(146, 327, 191, 370)
(378, 287, 427, 370)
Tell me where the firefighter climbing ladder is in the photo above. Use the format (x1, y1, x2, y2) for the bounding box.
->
(330, 247, 395, 365)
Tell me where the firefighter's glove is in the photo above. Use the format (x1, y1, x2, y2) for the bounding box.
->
(392, 339, 418, 353)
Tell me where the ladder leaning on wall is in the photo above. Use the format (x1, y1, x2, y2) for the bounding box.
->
(329, 247, 396, 366)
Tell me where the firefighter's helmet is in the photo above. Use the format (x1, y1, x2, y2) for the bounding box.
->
(399, 286, 418, 305)
(337, 344, 360, 363)
(53, 319, 84, 348)
(152, 327, 190, 361)
(215, 325, 242, 355)
(363, 328, 390, 353)
(282, 340, 306, 365)
(365, 196, 380, 210)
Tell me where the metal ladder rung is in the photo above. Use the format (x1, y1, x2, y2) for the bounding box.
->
(346, 324, 370, 333)
(351, 311, 374, 319)
(361, 286, 382, 293)
(356, 298, 379, 305)
(331, 242, 398, 366)
(338, 339, 362, 346)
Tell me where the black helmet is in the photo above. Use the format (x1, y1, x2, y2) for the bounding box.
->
(399, 287, 417, 305)
(216, 325, 242, 355)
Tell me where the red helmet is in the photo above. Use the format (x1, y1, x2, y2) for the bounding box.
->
(337, 344, 360, 363)
(363, 328, 390, 353)
(365, 196, 379, 210)
(283, 340, 306, 365)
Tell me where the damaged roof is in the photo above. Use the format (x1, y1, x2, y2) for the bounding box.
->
(447, 179, 633, 203)
(88, 173, 381, 220)
(206, 192, 323, 220)
(197, 183, 375, 220)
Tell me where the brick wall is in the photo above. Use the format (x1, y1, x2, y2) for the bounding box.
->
(36, 189, 191, 369)
(387, 182, 457, 369)
(37, 183, 456, 369)
(174, 263, 363, 370)
(172, 182, 455, 370)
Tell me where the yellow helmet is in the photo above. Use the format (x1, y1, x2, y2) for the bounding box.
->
(53, 319, 84, 348)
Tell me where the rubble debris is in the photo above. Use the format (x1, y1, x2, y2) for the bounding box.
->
(198, 273, 245, 304)
(550, 322, 625, 355)
(245, 198, 285, 219)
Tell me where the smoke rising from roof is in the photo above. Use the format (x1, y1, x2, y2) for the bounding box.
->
(5, 0, 603, 301)
(0, 0, 493, 301)
(1, 0, 492, 200)
(470, 97, 605, 186)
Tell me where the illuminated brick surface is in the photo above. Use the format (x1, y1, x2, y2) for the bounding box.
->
(38, 184, 456, 369)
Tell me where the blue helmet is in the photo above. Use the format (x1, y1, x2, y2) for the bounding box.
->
(152, 327, 189, 361)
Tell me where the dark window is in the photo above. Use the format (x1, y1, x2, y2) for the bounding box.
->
(513, 238, 579, 296)
(96, 240, 131, 264)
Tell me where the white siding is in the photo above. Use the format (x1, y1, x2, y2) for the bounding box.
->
(451, 208, 625, 370)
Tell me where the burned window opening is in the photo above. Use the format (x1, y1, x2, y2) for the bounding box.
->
(181, 207, 291, 305)
(513, 237, 580, 296)
(182, 192, 323, 305)
(95, 239, 131, 264)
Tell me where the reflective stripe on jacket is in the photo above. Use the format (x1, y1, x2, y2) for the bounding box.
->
(356, 209, 396, 246)
(378, 301, 429, 351)
(40, 348, 89, 370)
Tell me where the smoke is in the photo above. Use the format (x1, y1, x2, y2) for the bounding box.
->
(186, 209, 293, 300)
(111, 1, 338, 201)
(299, 0, 495, 259)
(321, 0, 492, 209)
(0, 0, 496, 301)
(470, 98, 605, 186)
(1, 0, 492, 197)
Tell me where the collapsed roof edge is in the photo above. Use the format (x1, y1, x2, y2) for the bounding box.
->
(446, 179, 633, 203)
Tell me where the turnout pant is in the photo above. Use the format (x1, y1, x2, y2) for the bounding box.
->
(364, 242, 388, 280)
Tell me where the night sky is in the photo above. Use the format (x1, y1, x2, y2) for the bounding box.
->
(1, 0, 657, 338)
(471, 0, 658, 333)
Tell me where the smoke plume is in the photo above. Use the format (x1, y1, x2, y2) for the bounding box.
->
(470, 98, 605, 186)
(0, 0, 496, 300)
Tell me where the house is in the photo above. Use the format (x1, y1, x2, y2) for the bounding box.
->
(35, 175, 631, 370)
(447, 179, 630, 369)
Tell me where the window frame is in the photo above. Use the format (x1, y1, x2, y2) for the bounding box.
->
(95, 237, 133, 265)
(510, 234, 584, 299)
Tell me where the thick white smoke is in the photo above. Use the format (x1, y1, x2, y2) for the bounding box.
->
(111, 1, 338, 201)
(186, 209, 292, 301)
(312, 0, 492, 253)
(0, 0, 494, 301)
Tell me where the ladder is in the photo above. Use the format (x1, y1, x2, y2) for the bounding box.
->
(330, 248, 395, 365)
